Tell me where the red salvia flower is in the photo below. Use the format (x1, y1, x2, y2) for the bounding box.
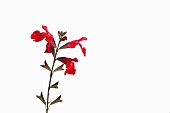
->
(68, 37, 87, 48)
(64, 61, 76, 75)
(31, 26, 55, 43)
(67, 37, 87, 56)
(31, 25, 56, 53)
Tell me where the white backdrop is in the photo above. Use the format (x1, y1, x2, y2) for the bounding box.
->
(0, 0, 170, 113)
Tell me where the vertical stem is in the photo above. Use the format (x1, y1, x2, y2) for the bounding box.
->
(46, 40, 61, 113)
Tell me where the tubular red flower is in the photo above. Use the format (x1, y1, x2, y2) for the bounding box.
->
(64, 61, 76, 75)
(68, 37, 87, 48)
(67, 37, 87, 56)
(30, 25, 55, 43)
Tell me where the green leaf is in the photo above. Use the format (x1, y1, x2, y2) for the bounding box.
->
(59, 42, 69, 49)
(40, 60, 51, 71)
(53, 64, 64, 72)
(50, 95, 62, 105)
(50, 81, 59, 88)
(36, 92, 46, 105)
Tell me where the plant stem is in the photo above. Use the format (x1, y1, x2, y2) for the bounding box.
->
(46, 40, 61, 113)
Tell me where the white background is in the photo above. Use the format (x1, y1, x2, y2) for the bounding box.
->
(0, 0, 170, 113)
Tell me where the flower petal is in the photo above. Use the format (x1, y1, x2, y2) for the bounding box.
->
(44, 43, 53, 53)
(64, 68, 76, 75)
(64, 62, 76, 75)
(45, 33, 55, 43)
(66, 61, 75, 68)
(78, 43, 86, 56)
(31, 31, 46, 42)
(31, 30, 40, 39)
(42, 25, 48, 33)
(78, 37, 87, 41)
(82, 47, 86, 56)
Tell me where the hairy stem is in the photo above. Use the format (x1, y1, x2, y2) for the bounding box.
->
(46, 40, 61, 113)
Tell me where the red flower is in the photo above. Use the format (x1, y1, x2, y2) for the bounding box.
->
(31, 25, 55, 43)
(68, 37, 87, 48)
(31, 25, 56, 53)
(67, 37, 87, 56)
(31, 30, 46, 42)
(64, 61, 76, 75)
(57, 57, 78, 64)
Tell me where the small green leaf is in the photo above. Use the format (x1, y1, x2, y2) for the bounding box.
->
(36, 92, 46, 105)
(53, 64, 64, 72)
(59, 42, 69, 49)
(50, 81, 59, 88)
(40, 60, 51, 71)
(50, 95, 62, 105)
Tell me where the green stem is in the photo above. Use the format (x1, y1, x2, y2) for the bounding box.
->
(46, 40, 61, 113)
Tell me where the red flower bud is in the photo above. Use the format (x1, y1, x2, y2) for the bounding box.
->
(61, 36, 67, 41)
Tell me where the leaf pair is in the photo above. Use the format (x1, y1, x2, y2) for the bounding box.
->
(36, 92, 46, 105)
(40, 60, 51, 72)
(40, 60, 64, 74)
(36, 92, 62, 105)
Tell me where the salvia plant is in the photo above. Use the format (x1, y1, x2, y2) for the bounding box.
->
(30, 25, 87, 113)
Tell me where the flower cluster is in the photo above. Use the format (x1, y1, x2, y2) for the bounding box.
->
(31, 25, 87, 75)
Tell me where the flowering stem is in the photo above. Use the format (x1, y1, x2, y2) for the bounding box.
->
(46, 40, 61, 113)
